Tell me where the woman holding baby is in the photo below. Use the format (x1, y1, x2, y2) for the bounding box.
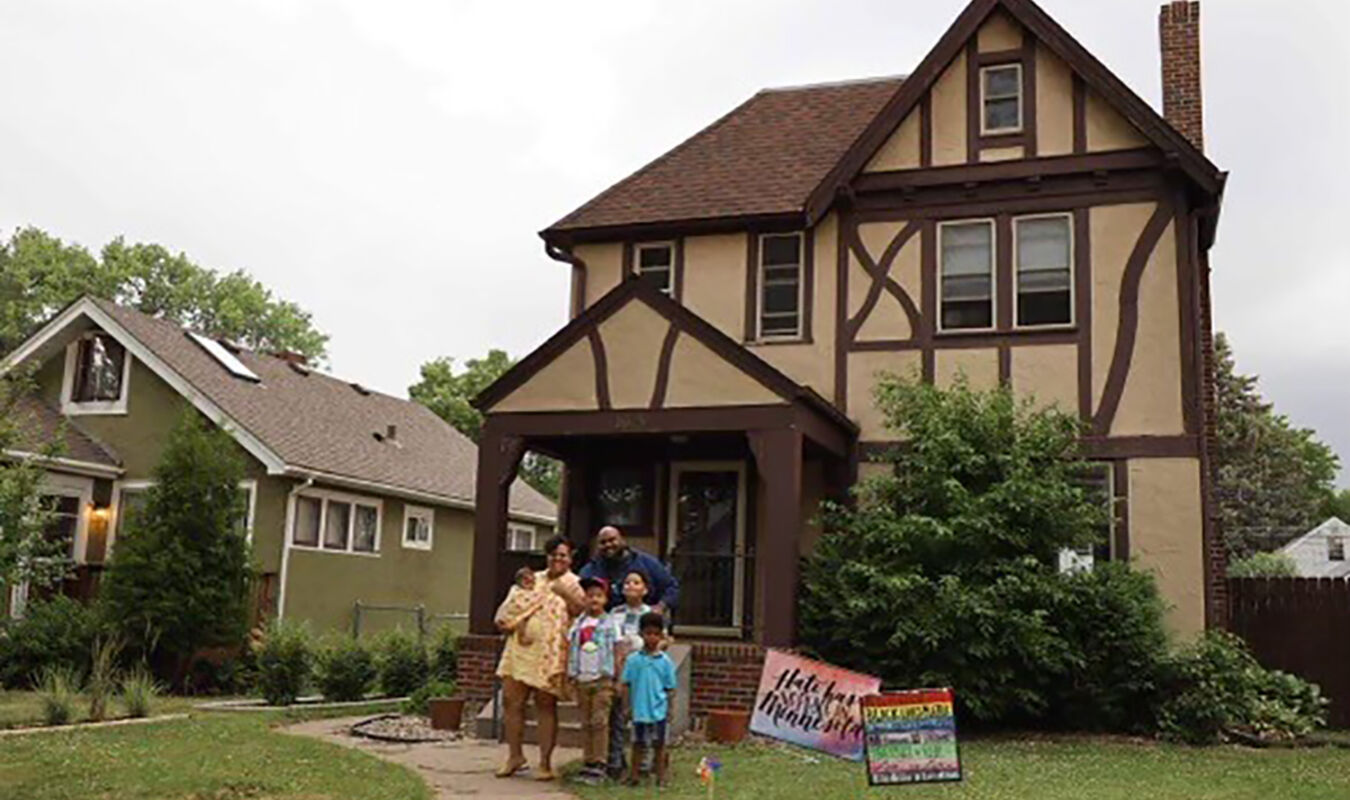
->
(493, 535, 585, 782)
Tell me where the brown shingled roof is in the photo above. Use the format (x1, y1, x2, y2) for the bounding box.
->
(8, 393, 120, 469)
(87, 299, 554, 521)
(547, 76, 905, 234)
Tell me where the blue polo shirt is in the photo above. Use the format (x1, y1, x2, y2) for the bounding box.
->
(621, 649, 677, 724)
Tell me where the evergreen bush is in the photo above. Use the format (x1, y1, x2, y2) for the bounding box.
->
(256, 621, 312, 706)
(377, 629, 429, 697)
(314, 636, 377, 702)
(0, 596, 98, 688)
(429, 625, 458, 683)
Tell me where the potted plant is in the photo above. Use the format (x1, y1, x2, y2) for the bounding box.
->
(407, 680, 464, 730)
(707, 707, 751, 743)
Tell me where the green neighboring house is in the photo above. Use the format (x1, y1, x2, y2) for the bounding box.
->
(1, 296, 555, 632)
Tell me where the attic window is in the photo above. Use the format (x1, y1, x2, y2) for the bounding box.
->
(1330, 537, 1346, 562)
(188, 332, 261, 382)
(980, 64, 1023, 135)
(634, 243, 675, 295)
(72, 334, 126, 403)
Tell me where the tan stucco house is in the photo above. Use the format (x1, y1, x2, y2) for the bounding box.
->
(2, 296, 555, 632)
(460, 0, 1226, 700)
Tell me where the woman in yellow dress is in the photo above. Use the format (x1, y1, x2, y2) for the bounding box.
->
(494, 535, 585, 781)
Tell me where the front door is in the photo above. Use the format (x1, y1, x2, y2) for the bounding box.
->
(667, 462, 746, 635)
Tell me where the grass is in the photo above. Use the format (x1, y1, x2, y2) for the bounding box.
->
(0, 701, 425, 800)
(0, 689, 199, 730)
(570, 736, 1350, 800)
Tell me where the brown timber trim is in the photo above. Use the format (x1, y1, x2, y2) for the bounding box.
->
(1074, 207, 1092, 420)
(649, 324, 681, 410)
(1091, 202, 1173, 435)
(966, 38, 981, 164)
(674, 237, 686, 302)
(1022, 37, 1038, 156)
(998, 346, 1011, 386)
(974, 47, 1023, 66)
(1112, 458, 1130, 561)
(1174, 196, 1198, 434)
(845, 221, 922, 340)
(851, 327, 1076, 352)
(1080, 435, 1199, 459)
(853, 180, 1166, 222)
(920, 221, 937, 382)
(1072, 73, 1087, 154)
(834, 207, 852, 408)
(802, 227, 816, 343)
(995, 214, 1013, 330)
(853, 150, 1162, 193)
(547, 211, 802, 247)
(587, 329, 612, 411)
(744, 232, 758, 342)
(920, 94, 933, 168)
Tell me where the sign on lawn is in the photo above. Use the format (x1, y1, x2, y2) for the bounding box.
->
(749, 649, 882, 761)
(861, 689, 962, 786)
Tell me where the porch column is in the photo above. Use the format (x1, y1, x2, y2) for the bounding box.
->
(748, 428, 803, 647)
(469, 421, 525, 634)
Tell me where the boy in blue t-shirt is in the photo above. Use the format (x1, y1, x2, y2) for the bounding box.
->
(619, 611, 676, 787)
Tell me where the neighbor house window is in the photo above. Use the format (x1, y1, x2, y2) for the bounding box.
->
(113, 480, 253, 550)
(506, 522, 541, 553)
(980, 64, 1023, 135)
(635, 243, 675, 295)
(939, 220, 995, 331)
(1015, 214, 1073, 327)
(291, 490, 381, 555)
(403, 505, 434, 551)
(40, 494, 82, 561)
(1060, 463, 1116, 574)
(758, 233, 804, 339)
(64, 333, 129, 413)
(1330, 537, 1346, 562)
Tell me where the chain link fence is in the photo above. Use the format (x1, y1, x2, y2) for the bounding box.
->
(350, 602, 468, 643)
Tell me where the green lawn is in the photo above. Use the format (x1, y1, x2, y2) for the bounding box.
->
(0, 704, 427, 800)
(0, 689, 200, 730)
(571, 736, 1350, 800)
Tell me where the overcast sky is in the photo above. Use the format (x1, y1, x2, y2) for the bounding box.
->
(1, 0, 1346, 485)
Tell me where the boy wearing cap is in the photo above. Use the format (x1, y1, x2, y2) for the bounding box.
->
(568, 577, 622, 782)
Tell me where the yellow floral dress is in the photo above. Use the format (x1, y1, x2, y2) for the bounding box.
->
(496, 570, 581, 696)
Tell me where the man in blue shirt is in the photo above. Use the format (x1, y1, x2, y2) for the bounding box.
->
(579, 526, 679, 614)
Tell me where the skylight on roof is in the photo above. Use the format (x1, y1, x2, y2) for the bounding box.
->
(188, 332, 261, 382)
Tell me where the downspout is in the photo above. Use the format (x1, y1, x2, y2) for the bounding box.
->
(544, 238, 587, 319)
(276, 475, 314, 621)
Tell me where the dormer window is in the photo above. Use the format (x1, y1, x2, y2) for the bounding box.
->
(63, 333, 130, 414)
(980, 64, 1023, 135)
(635, 243, 675, 295)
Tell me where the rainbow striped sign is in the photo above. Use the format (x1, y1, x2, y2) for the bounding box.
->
(860, 689, 962, 786)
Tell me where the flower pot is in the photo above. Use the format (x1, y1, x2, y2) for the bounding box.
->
(706, 708, 751, 744)
(428, 697, 466, 731)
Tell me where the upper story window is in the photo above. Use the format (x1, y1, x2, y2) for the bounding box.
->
(1060, 463, 1117, 573)
(403, 505, 434, 551)
(1329, 537, 1346, 562)
(635, 243, 675, 295)
(63, 333, 130, 414)
(939, 220, 995, 331)
(980, 64, 1023, 135)
(1015, 214, 1073, 328)
(291, 490, 381, 555)
(758, 233, 804, 340)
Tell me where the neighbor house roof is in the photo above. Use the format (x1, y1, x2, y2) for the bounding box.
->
(547, 76, 905, 235)
(3, 297, 555, 523)
(7, 392, 122, 474)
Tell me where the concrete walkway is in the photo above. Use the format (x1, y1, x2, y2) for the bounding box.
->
(282, 716, 583, 800)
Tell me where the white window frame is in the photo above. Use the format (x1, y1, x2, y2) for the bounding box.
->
(979, 63, 1024, 136)
(109, 479, 257, 556)
(756, 232, 806, 342)
(39, 473, 93, 565)
(289, 487, 382, 557)
(633, 242, 676, 296)
(1059, 462, 1118, 574)
(505, 522, 541, 554)
(61, 333, 132, 416)
(402, 505, 435, 551)
(1012, 213, 1076, 330)
(937, 218, 998, 333)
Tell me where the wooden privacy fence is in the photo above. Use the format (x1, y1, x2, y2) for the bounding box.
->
(1227, 577, 1350, 729)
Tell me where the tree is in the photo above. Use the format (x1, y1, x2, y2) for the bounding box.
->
(0, 227, 328, 362)
(799, 376, 1171, 728)
(1319, 489, 1350, 523)
(99, 412, 253, 682)
(0, 369, 64, 595)
(409, 351, 561, 499)
(1213, 334, 1340, 558)
(1226, 551, 1298, 578)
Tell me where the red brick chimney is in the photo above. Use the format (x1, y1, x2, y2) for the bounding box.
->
(1159, 1, 1203, 151)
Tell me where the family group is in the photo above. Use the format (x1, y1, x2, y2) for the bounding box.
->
(492, 526, 681, 787)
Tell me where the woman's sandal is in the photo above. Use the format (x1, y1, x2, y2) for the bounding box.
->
(495, 757, 528, 778)
(533, 767, 558, 782)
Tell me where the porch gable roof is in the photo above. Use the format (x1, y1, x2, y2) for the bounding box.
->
(475, 276, 856, 437)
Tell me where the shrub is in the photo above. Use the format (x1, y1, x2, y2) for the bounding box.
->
(314, 637, 377, 702)
(121, 669, 162, 718)
(256, 621, 312, 706)
(1157, 631, 1327, 744)
(0, 596, 98, 688)
(429, 625, 458, 683)
(377, 629, 429, 697)
(87, 636, 122, 722)
(37, 666, 81, 726)
(403, 679, 457, 716)
(1227, 552, 1298, 578)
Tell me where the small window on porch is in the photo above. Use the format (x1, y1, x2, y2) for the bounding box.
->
(594, 466, 654, 537)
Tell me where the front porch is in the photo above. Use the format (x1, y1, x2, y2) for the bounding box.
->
(466, 277, 859, 648)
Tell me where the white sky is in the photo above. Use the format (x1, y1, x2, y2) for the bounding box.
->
(1, 0, 1347, 484)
